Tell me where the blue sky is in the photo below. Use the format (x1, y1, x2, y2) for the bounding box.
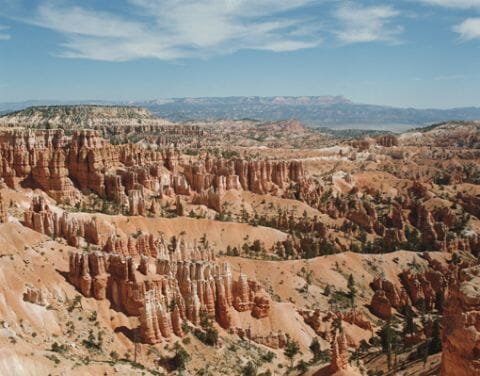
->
(0, 0, 479, 108)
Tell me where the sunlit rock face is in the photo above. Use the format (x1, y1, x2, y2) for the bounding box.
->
(442, 265, 480, 376)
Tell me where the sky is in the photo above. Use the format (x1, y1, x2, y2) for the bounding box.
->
(0, 0, 480, 108)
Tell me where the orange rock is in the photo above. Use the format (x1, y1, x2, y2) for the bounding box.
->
(441, 265, 480, 376)
(370, 290, 392, 319)
(330, 330, 349, 373)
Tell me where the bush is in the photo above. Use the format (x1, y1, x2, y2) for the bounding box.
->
(241, 361, 257, 376)
(50, 342, 67, 354)
(262, 351, 276, 363)
(170, 344, 190, 371)
(193, 327, 218, 347)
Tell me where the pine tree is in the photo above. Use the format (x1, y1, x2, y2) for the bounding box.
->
(379, 319, 394, 370)
(347, 274, 357, 308)
(435, 291, 444, 313)
(403, 306, 417, 337)
(429, 319, 442, 354)
(309, 337, 322, 362)
(284, 337, 301, 368)
(241, 361, 257, 376)
(324, 284, 331, 296)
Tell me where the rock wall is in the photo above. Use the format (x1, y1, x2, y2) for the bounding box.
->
(68, 240, 270, 344)
(0, 129, 77, 200)
(441, 265, 480, 376)
(0, 129, 309, 216)
(369, 255, 453, 319)
(24, 196, 99, 246)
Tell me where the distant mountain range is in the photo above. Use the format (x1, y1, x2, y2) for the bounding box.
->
(2, 96, 480, 131)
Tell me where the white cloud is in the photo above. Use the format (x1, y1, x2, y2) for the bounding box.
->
(25, 0, 322, 61)
(416, 0, 480, 9)
(0, 25, 10, 40)
(454, 18, 480, 40)
(334, 3, 403, 44)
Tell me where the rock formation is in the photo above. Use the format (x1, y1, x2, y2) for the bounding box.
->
(330, 330, 349, 373)
(67, 236, 269, 344)
(24, 196, 99, 246)
(300, 309, 372, 343)
(0, 192, 7, 223)
(23, 286, 49, 306)
(441, 265, 480, 376)
(232, 328, 287, 349)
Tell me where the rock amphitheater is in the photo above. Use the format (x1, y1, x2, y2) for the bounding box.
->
(0, 107, 478, 375)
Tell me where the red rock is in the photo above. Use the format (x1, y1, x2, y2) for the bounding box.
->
(370, 290, 392, 319)
(330, 330, 349, 373)
(0, 192, 7, 223)
(441, 265, 480, 376)
(251, 294, 270, 319)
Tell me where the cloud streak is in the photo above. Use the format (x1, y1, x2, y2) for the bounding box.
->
(0, 25, 10, 40)
(25, 0, 323, 61)
(416, 0, 480, 9)
(334, 3, 403, 44)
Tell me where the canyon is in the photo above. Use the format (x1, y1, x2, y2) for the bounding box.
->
(0, 105, 478, 375)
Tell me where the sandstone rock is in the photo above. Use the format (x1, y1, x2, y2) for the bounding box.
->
(128, 188, 146, 216)
(0, 192, 7, 223)
(24, 197, 100, 246)
(251, 294, 270, 319)
(68, 236, 268, 344)
(330, 330, 349, 373)
(441, 265, 480, 376)
(23, 286, 48, 306)
(233, 273, 253, 312)
(370, 290, 392, 319)
(233, 327, 287, 349)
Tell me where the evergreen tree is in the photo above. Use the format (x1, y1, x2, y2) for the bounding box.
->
(379, 319, 394, 370)
(309, 337, 322, 362)
(171, 343, 190, 371)
(284, 337, 301, 368)
(429, 319, 442, 355)
(241, 361, 257, 376)
(296, 359, 309, 373)
(347, 274, 357, 308)
(403, 306, 417, 337)
(284, 238, 294, 259)
(435, 291, 444, 313)
(324, 284, 331, 296)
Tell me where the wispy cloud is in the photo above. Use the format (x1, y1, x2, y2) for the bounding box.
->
(454, 18, 480, 40)
(434, 74, 465, 80)
(23, 0, 323, 61)
(334, 3, 403, 44)
(416, 0, 480, 9)
(0, 25, 10, 40)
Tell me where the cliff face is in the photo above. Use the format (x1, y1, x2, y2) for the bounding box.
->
(183, 154, 306, 198)
(442, 265, 480, 376)
(24, 196, 99, 246)
(369, 253, 456, 321)
(0, 105, 160, 128)
(67, 234, 270, 344)
(0, 129, 307, 215)
(0, 129, 77, 200)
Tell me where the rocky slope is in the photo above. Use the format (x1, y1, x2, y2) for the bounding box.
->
(0, 111, 479, 375)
